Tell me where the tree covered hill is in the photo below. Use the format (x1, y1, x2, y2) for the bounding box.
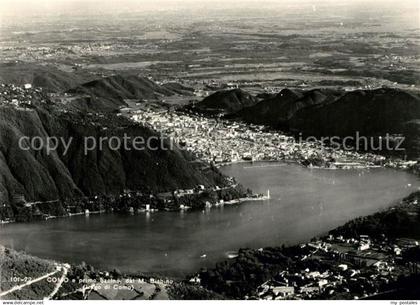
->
(0, 87, 225, 221)
(225, 87, 420, 158)
(188, 89, 259, 115)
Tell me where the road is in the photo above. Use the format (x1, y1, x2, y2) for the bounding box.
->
(0, 269, 59, 298)
(0, 263, 70, 299)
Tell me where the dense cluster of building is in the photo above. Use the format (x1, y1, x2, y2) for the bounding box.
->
(0, 83, 47, 107)
(2, 43, 134, 63)
(131, 109, 388, 169)
(187, 232, 419, 300)
(251, 234, 419, 300)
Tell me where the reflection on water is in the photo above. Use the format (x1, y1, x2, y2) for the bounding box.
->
(0, 162, 418, 277)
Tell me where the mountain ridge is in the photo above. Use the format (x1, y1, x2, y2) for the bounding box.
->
(188, 88, 259, 115)
(226, 87, 420, 157)
(0, 83, 226, 221)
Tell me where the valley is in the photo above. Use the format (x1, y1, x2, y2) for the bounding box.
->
(0, 0, 419, 301)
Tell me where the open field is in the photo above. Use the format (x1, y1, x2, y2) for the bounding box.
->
(1, 1, 419, 90)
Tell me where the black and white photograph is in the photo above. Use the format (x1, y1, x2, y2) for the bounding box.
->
(0, 0, 419, 302)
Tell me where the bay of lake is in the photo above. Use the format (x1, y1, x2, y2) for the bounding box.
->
(0, 162, 418, 277)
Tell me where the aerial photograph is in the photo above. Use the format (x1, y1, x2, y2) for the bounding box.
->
(0, 0, 419, 302)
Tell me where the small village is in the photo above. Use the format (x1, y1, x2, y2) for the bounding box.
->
(1, 179, 268, 223)
(188, 225, 420, 300)
(0, 83, 48, 107)
(249, 234, 419, 300)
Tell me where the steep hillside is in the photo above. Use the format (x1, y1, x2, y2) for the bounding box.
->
(230, 88, 343, 128)
(289, 88, 420, 156)
(403, 120, 420, 158)
(66, 75, 181, 112)
(0, 62, 89, 92)
(0, 245, 58, 299)
(229, 87, 420, 157)
(0, 106, 81, 205)
(190, 89, 258, 114)
(0, 103, 226, 220)
(162, 82, 194, 95)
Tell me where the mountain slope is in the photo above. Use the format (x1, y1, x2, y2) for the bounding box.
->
(66, 75, 181, 112)
(289, 88, 420, 157)
(229, 87, 420, 157)
(290, 88, 420, 136)
(190, 89, 258, 114)
(230, 88, 343, 128)
(0, 103, 225, 220)
(0, 62, 89, 92)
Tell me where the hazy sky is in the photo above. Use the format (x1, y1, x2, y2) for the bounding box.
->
(1, 0, 419, 18)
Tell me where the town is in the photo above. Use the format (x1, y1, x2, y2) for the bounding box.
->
(0, 83, 48, 107)
(249, 234, 419, 300)
(130, 107, 413, 170)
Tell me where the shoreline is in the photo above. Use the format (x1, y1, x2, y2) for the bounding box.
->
(195, 191, 420, 300)
(1, 163, 418, 300)
(1, 159, 417, 226)
(1, 185, 419, 300)
(216, 158, 413, 171)
(0, 183, 266, 225)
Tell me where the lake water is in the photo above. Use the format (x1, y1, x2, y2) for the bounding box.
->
(0, 162, 418, 277)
